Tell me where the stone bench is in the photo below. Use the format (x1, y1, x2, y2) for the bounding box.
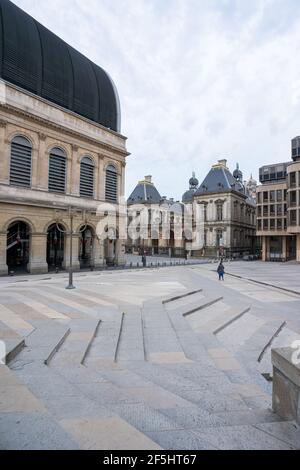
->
(272, 347, 300, 424)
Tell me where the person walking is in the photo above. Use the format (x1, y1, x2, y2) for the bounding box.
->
(217, 260, 225, 281)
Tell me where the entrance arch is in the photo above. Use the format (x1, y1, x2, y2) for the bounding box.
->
(79, 225, 94, 269)
(47, 223, 65, 271)
(7, 221, 30, 273)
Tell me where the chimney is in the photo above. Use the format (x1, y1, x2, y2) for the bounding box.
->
(218, 159, 227, 168)
(144, 175, 152, 184)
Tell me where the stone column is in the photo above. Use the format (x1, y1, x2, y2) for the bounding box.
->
(28, 234, 48, 274)
(262, 236, 269, 261)
(297, 235, 300, 262)
(94, 157, 100, 200)
(0, 122, 10, 185)
(70, 145, 80, 196)
(120, 162, 126, 199)
(115, 239, 126, 266)
(282, 236, 287, 261)
(63, 234, 80, 270)
(0, 232, 8, 276)
(92, 237, 105, 268)
(37, 133, 48, 190)
(98, 156, 105, 200)
(31, 137, 40, 190)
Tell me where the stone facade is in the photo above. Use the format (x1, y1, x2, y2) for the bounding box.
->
(127, 176, 186, 257)
(0, 79, 128, 275)
(257, 139, 300, 262)
(185, 160, 256, 258)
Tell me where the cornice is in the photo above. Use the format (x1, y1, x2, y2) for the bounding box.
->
(0, 103, 130, 158)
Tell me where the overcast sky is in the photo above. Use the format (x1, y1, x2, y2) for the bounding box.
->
(13, 0, 300, 200)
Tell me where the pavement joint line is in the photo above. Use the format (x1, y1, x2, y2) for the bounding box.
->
(213, 307, 251, 336)
(141, 310, 148, 362)
(252, 424, 300, 450)
(226, 272, 300, 297)
(182, 297, 223, 317)
(257, 321, 287, 364)
(81, 320, 102, 366)
(114, 312, 125, 363)
(162, 289, 203, 305)
(44, 328, 71, 366)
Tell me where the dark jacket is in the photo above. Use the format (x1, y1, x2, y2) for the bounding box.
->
(217, 263, 225, 274)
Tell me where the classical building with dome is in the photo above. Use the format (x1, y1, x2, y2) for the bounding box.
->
(126, 175, 186, 256)
(182, 160, 257, 258)
(0, 0, 129, 275)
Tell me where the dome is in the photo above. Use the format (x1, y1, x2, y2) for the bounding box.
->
(189, 176, 199, 188)
(0, 0, 120, 132)
(233, 164, 243, 181)
(127, 176, 161, 205)
(182, 190, 194, 203)
(182, 172, 198, 203)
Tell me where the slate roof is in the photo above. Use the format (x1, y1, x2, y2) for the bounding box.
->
(127, 181, 161, 205)
(0, 0, 120, 132)
(182, 189, 195, 203)
(195, 165, 245, 196)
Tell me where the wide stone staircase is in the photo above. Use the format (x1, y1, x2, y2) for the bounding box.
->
(0, 273, 300, 450)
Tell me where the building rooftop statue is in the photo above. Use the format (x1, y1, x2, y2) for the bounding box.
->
(0, 0, 120, 132)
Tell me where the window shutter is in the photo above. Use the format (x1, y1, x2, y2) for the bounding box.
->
(105, 165, 118, 202)
(10, 137, 32, 187)
(49, 148, 66, 193)
(80, 157, 94, 198)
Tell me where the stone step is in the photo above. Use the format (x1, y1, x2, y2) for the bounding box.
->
(0, 320, 25, 365)
(50, 318, 107, 367)
(258, 325, 300, 377)
(0, 302, 34, 337)
(84, 315, 124, 368)
(163, 290, 204, 310)
(142, 300, 188, 364)
(216, 311, 267, 349)
(184, 299, 235, 331)
(116, 311, 145, 362)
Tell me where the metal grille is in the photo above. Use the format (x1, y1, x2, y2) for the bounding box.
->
(10, 138, 32, 187)
(49, 150, 66, 193)
(105, 165, 118, 203)
(80, 157, 94, 198)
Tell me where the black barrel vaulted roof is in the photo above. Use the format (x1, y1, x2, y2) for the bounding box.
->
(0, 0, 121, 132)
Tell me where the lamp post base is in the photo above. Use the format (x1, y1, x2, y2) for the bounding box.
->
(66, 285, 76, 290)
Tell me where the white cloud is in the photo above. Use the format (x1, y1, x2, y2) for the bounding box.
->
(12, 0, 300, 199)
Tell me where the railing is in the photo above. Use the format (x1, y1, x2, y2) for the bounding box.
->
(6, 232, 28, 251)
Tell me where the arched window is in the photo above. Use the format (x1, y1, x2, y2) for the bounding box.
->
(80, 157, 94, 198)
(10, 136, 32, 187)
(105, 164, 118, 202)
(49, 147, 66, 193)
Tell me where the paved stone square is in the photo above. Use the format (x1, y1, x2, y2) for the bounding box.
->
(0, 261, 300, 449)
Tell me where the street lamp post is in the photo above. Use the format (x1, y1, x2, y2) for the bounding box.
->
(54, 206, 90, 290)
(66, 208, 75, 290)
